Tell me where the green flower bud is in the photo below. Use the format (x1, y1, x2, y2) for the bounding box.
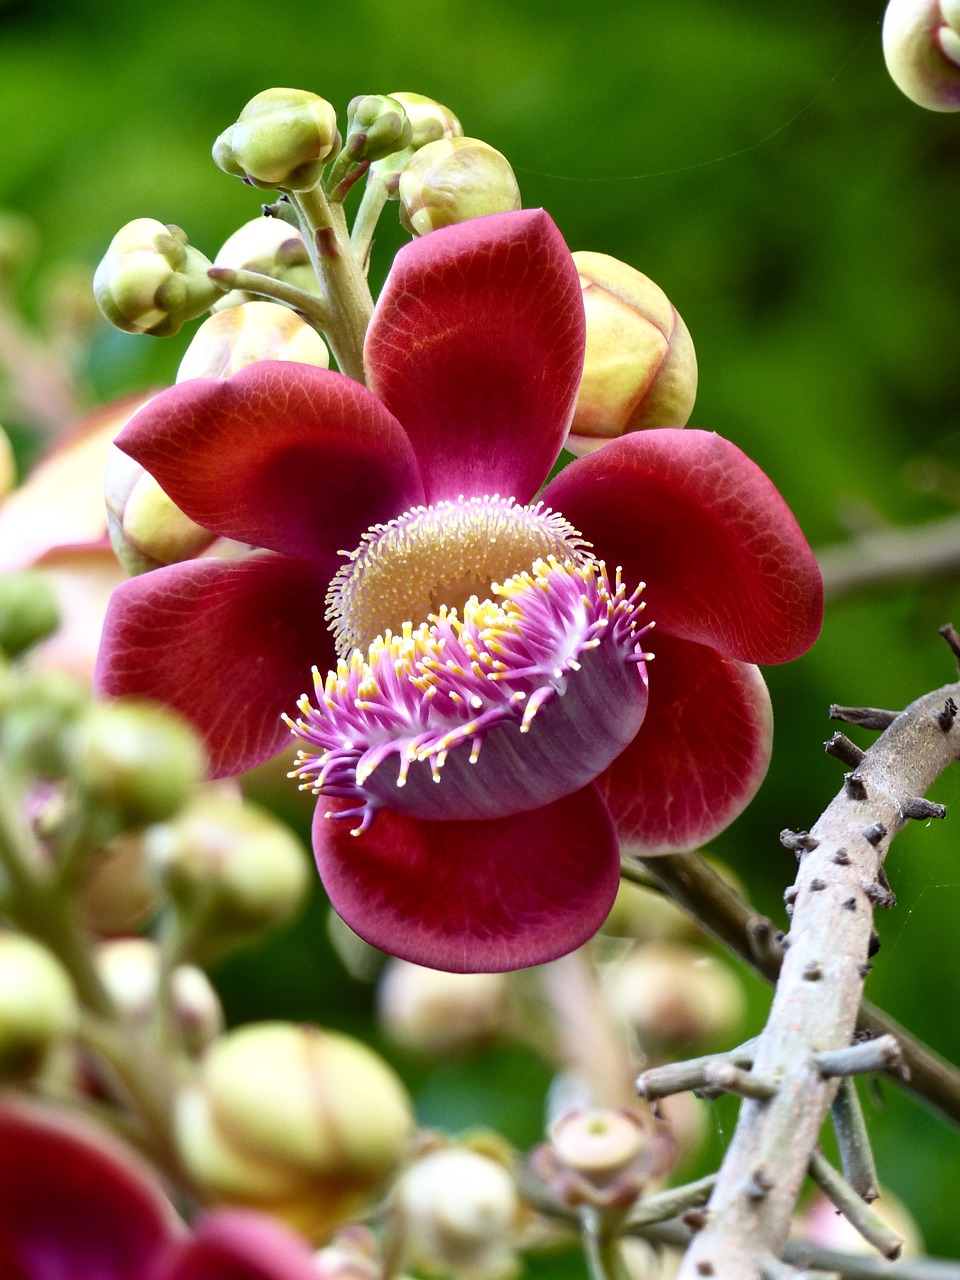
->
(398, 138, 521, 236)
(0, 570, 60, 658)
(390, 92, 462, 148)
(378, 959, 508, 1056)
(0, 933, 78, 1076)
(146, 795, 309, 952)
(604, 942, 746, 1053)
(213, 89, 339, 191)
(0, 424, 14, 499)
(177, 303, 329, 382)
(344, 95, 413, 163)
(883, 0, 960, 111)
(395, 1147, 520, 1279)
(568, 252, 697, 456)
(95, 937, 223, 1053)
(0, 668, 89, 777)
(68, 699, 205, 829)
(175, 1021, 415, 1240)
(93, 219, 221, 337)
(211, 217, 319, 310)
(103, 444, 216, 577)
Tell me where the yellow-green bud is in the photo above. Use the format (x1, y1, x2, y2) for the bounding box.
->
(390, 92, 463, 148)
(211, 217, 319, 310)
(175, 1021, 415, 1240)
(93, 219, 221, 337)
(345, 95, 413, 162)
(883, 0, 960, 111)
(1, 668, 89, 777)
(568, 252, 697, 456)
(68, 699, 205, 828)
(0, 570, 60, 658)
(75, 830, 161, 936)
(213, 89, 339, 191)
(104, 444, 215, 577)
(0, 424, 14, 499)
(146, 795, 309, 950)
(398, 138, 521, 236)
(0, 933, 78, 1075)
(604, 942, 746, 1052)
(395, 1147, 520, 1279)
(377, 959, 508, 1056)
(95, 938, 223, 1053)
(177, 303, 329, 382)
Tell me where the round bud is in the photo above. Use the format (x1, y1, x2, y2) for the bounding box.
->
(75, 831, 161, 935)
(68, 699, 205, 828)
(104, 445, 215, 577)
(550, 1108, 647, 1182)
(147, 795, 309, 951)
(883, 0, 960, 111)
(1, 667, 89, 777)
(177, 303, 329, 382)
(378, 959, 508, 1056)
(94, 219, 221, 337)
(395, 1147, 519, 1279)
(0, 425, 15, 499)
(390, 92, 463, 148)
(0, 933, 78, 1075)
(604, 942, 746, 1053)
(213, 89, 339, 191)
(345, 95, 413, 162)
(175, 1022, 414, 1240)
(95, 937, 223, 1053)
(0, 570, 60, 658)
(398, 138, 521, 236)
(211, 217, 319, 310)
(568, 252, 697, 456)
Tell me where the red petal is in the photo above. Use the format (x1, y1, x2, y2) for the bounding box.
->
(597, 634, 773, 854)
(365, 209, 585, 505)
(541, 430, 823, 664)
(0, 1097, 177, 1280)
(157, 1211, 319, 1280)
(115, 362, 424, 560)
(313, 785, 620, 973)
(95, 553, 334, 777)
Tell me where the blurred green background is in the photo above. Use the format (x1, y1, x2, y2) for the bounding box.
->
(3, 0, 960, 1263)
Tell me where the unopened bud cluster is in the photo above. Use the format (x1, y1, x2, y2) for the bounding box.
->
(94, 220, 221, 337)
(213, 88, 339, 190)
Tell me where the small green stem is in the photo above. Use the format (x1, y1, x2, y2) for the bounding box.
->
(580, 1207, 633, 1280)
(291, 184, 373, 382)
(206, 266, 330, 328)
(350, 172, 391, 273)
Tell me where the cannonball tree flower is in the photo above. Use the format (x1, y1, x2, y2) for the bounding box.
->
(95, 209, 823, 973)
(0, 1095, 323, 1280)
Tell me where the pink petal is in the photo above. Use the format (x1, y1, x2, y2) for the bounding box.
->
(313, 785, 620, 973)
(597, 633, 773, 854)
(541, 430, 823, 664)
(157, 1211, 319, 1280)
(364, 209, 585, 505)
(115, 362, 424, 561)
(95, 553, 334, 777)
(0, 1097, 178, 1280)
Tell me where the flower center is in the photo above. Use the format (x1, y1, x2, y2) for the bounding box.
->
(326, 495, 591, 657)
(288, 550, 652, 835)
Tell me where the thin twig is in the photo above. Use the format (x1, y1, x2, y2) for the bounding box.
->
(817, 513, 960, 602)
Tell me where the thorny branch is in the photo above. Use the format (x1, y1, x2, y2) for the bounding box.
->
(650, 661, 960, 1278)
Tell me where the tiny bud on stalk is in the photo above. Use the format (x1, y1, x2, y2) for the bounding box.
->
(95, 938, 222, 1053)
(345, 95, 413, 162)
(398, 137, 521, 235)
(213, 88, 339, 190)
(883, 0, 960, 110)
(568, 251, 697, 455)
(94, 219, 221, 337)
